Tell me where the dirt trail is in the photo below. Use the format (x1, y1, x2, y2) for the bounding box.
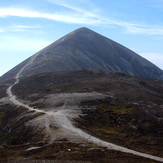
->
(6, 53, 163, 162)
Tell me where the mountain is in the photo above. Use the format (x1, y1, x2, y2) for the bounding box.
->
(1, 27, 163, 83)
(0, 28, 163, 162)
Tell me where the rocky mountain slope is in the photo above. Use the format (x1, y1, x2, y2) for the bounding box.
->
(1, 27, 163, 83)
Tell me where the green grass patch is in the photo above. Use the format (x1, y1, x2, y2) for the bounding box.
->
(99, 104, 134, 114)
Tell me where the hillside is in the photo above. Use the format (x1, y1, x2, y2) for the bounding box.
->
(0, 69, 163, 162)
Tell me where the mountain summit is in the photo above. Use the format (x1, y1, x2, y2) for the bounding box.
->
(1, 27, 163, 81)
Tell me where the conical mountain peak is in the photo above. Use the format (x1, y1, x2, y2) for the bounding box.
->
(1, 28, 163, 83)
(73, 27, 92, 32)
(56, 27, 97, 43)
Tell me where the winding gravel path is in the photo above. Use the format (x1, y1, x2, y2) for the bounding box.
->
(6, 53, 163, 162)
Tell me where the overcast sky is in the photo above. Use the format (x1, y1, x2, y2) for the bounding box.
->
(0, 0, 163, 76)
